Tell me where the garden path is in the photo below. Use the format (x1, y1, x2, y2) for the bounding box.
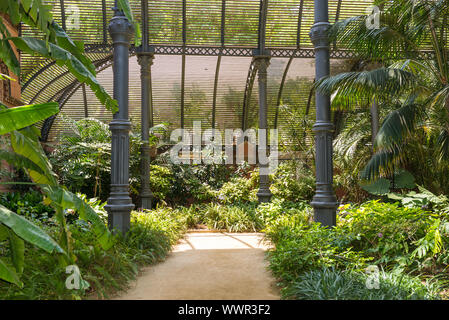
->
(115, 232, 280, 300)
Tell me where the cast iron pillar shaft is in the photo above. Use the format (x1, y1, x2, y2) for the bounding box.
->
(255, 56, 272, 203)
(137, 52, 154, 209)
(309, 0, 338, 226)
(105, 8, 135, 234)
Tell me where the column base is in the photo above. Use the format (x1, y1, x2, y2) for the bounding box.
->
(311, 197, 339, 227)
(257, 189, 272, 203)
(105, 203, 135, 235)
(140, 193, 153, 210)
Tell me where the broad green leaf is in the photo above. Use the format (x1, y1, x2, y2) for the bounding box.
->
(6, 0, 20, 25)
(393, 170, 415, 189)
(361, 178, 391, 195)
(0, 258, 22, 287)
(10, 129, 58, 186)
(9, 230, 25, 275)
(10, 37, 118, 113)
(0, 102, 59, 135)
(0, 205, 65, 254)
(0, 224, 8, 241)
(0, 150, 47, 176)
(41, 186, 113, 250)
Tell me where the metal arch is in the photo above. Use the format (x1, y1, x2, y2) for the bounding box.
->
(257, 0, 269, 53)
(21, 60, 58, 92)
(28, 55, 112, 104)
(241, 58, 258, 131)
(274, 0, 304, 129)
(40, 56, 116, 141)
(273, 56, 293, 128)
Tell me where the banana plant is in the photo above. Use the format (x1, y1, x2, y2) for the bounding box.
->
(0, 0, 118, 113)
(0, 104, 114, 286)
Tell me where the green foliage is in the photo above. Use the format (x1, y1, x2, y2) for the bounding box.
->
(217, 170, 259, 204)
(0, 191, 55, 222)
(265, 198, 449, 299)
(287, 267, 440, 300)
(0, 0, 118, 113)
(265, 221, 371, 288)
(317, 0, 449, 191)
(50, 117, 142, 201)
(270, 161, 315, 202)
(338, 201, 438, 270)
(0, 207, 187, 299)
(0, 205, 65, 287)
(0, 103, 58, 135)
(149, 165, 174, 202)
(387, 185, 449, 212)
(361, 177, 391, 195)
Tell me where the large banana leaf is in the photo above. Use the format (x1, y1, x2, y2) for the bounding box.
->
(11, 37, 118, 113)
(0, 102, 59, 135)
(0, 205, 64, 255)
(41, 185, 113, 250)
(0, 150, 46, 177)
(0, 205, 66, 286)
(8, 230, 25, 275)
(10, 128, 58, 186)
(0, 258, 22, 287)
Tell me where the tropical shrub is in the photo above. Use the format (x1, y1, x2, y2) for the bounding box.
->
(337, 200, 446, 272)
(217, 169, 259, 204)
(270, 161, 315, 202)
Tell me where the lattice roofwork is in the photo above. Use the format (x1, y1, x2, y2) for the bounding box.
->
(19, 0, 374, 142)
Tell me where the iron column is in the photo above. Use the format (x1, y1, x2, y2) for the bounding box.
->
(105, 6, 135, 234)
(137, 0, 153, 209)
(309, 0, 338, 226)
(255, 55, 272, 203)
(137, 53, 154, 209)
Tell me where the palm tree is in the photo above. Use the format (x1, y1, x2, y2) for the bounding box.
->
(316, 0, 449, 193)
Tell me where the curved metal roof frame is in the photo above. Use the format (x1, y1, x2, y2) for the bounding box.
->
(20, 0, 373, 141)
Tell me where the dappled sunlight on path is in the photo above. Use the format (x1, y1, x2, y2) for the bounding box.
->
(115, 232, 280, 300)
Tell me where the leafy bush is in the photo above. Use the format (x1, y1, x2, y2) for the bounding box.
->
(217, 170, 259, 204)
(178, 203, 262, 232)
(148, 165, 174, 203)
(286, 267, 440, 300)
(265, 221, 371, 286)
(202, 203, 262, 232)
(270, 161, 315, 202)
(0, 191, 55, 222)
(338, 200, 444, 271)
(49, 117, 143, 202)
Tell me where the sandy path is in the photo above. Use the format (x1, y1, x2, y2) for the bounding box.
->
(115, 232, 280, 300)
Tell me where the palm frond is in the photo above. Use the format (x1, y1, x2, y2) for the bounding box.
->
(437, 129, 449, 162)
(316, 68, 417, 108)
(360, 146, 401, 181)
(375, 99, 424, 150)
